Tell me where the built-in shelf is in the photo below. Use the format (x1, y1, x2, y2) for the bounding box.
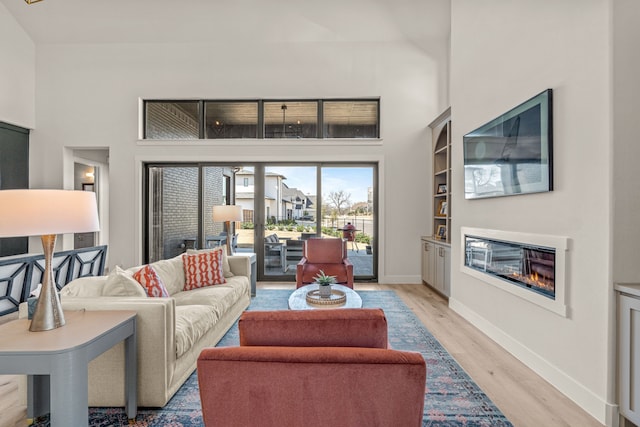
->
(429, 107, 451, 243)
(422, 108, 451, 298)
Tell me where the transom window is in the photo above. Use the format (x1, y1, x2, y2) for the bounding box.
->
(143, 99, 379, 140)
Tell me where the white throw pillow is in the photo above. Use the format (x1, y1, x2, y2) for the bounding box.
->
(102, 266, 147, 297)
(149, 254, 186, 295)
(60, 276, 107, 297)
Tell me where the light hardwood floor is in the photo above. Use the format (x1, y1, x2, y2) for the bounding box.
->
(259, 282, 605, 427)
(367, 283, 604, 427)
(0, 312, 25, 427)
(1, 282, 605, 427)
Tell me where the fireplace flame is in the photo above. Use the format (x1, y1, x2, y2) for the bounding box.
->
(510, 271, 554, 292)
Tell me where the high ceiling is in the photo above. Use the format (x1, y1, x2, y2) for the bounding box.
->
(0, 0, 450, 48)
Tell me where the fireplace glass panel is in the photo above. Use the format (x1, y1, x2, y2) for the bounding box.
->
(465, 236, 555, 299)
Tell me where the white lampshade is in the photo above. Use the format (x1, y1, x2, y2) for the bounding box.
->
(212, 205, 243, 223)
(0, 190, 100, 237)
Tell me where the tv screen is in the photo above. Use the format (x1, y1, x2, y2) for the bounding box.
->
(463, 89, 553, 199)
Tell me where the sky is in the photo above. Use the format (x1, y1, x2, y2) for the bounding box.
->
(266, 166, 373, 204)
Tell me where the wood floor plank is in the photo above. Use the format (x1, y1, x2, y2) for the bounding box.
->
(0, 375, 26, 427)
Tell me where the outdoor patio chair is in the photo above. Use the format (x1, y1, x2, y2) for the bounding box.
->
(264, 233, 285, 269)
(284, 239, 304, 272)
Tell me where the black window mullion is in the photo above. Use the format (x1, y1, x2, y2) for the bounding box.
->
(198, 101, 205, 139)
(376, 99, 381, 138)
(197, 165, 205, 248)
(316, 165, 322, 230)
(317, 100, 323, 138)
(257, 100, 264, 139)
(142, 101, 148, 139)
(142, 164, 150, 262)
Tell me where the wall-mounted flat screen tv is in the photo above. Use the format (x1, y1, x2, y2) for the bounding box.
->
(463, 89, 553, 199)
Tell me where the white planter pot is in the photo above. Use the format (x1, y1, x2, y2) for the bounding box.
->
(318, 284, 332, 297)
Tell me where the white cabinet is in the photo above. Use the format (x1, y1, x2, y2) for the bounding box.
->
(421, 237, 450, 297)
(615, 283, 640, 426)
(434, 244, 450, 296)
(421, 240, 435, 286)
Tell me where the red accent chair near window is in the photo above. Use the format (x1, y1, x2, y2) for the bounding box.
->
(296, 238, 353, 288)
(197, 309, 427, 427)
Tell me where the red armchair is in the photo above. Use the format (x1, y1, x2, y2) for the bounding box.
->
(296, 238, 353, 288)
(197, 309, 426, 427)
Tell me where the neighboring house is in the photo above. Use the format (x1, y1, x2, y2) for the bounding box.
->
(282, 185, 313, 220)
(235, 169, 314, 222)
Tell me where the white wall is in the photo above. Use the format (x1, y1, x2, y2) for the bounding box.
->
(612, 1, 640, 282)
(450, 0, 614, 424)
(0, 3, 35, 129)
(611, 3, 640, 421)
(26, 38, 445, 282)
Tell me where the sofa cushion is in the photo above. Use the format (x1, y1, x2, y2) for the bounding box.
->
(175, 305, 217, 359)
(102, 266, 148, 297)
(60, 276, 107, 297)
(183, 250, 226, 290)
(173, 275, 248, 319)
(133, 265, 169, 297)
(187, 246, 234, 278)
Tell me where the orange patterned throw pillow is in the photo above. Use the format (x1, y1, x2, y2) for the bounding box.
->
(182, 249, 226, 290)
(133, 265, 170, 297)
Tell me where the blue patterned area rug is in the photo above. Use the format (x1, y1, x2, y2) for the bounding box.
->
(31, 290, 512, 427)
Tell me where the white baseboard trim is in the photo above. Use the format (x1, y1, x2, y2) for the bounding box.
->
(379, 275, 422, 285)
(449, 297, 616, 426)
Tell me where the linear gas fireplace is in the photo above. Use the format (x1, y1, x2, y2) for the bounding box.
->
(460, 227, 568, 317)
(465, 236, 555, 298)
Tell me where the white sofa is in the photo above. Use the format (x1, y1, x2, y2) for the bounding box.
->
(24, 251, 251, 408)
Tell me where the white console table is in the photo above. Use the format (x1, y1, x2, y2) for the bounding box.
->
(0, 310, 137, 426)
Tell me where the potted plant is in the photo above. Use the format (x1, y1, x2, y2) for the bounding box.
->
(314, 270, 336, 297)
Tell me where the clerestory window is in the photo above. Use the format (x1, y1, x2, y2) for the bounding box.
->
(143, 99, 379, 140)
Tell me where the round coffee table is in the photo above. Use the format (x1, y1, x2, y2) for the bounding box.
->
(288, 284, 363, 310)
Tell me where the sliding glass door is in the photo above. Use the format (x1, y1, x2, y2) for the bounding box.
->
(321, 166, 375, 278)
(260, 165, 317, 278)
(144, 162, 377, 282)
(256, 163, 376, 282)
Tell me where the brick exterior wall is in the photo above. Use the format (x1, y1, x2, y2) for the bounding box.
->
(162, 167, 199, 259)
(146, 103, 199, 139)
(151, 166, 227, 261)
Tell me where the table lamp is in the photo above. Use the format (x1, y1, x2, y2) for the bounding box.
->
(0, 190, 100, 331)
(212, 205, 242, 255)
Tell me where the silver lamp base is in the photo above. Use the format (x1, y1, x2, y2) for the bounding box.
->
(29, 234, 65, 332)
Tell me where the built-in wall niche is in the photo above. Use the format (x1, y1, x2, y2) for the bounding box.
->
(460, 227, 568, 317)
